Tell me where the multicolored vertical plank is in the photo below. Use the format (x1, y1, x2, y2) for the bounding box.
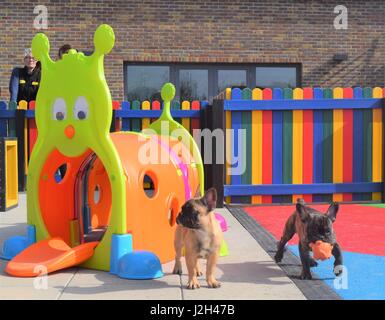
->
(251, 88, 263, 204)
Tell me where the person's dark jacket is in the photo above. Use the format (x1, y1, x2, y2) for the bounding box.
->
(9, 64, 41, 103)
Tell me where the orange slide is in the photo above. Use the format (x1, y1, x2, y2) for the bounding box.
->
(5, 238, 98, 277)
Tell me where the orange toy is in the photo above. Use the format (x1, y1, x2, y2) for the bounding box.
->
(2, 24, 206, 279)
(5, 131, 200, 277)
(6, 238, 98, 277)
(309, 241, 333, 261)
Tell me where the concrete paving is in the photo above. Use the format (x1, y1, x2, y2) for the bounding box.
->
(0, 193, 306, 300)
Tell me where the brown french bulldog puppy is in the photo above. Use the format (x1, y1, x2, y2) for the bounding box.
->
(172, 188, 223, 289)
(274, 199, 343, 280)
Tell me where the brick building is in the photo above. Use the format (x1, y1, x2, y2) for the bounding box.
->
(0, 0, 384, 101)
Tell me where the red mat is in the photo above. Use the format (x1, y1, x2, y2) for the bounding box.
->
(244, 204, 385, 256)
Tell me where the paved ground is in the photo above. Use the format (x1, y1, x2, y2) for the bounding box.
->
(0, 194, 305, 300)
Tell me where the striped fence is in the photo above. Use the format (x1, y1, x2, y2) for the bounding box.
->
(223, 87, 384, 204)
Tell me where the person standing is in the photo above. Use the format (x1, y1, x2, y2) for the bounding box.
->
(9, 48, 41, 104)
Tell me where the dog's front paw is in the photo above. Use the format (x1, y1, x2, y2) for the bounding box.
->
(207, 279, 221, 288)
(334, 265, 343, 276)
(274, 251, 283, 263)
(195, 264, 203, 277)
(172, 262, 183, 275)
(187, 278, 201, 289)
(300, 270, 313, 280)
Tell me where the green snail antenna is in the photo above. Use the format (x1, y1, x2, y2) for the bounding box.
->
(159, 83, 176, 120)
(93, 24, 115, 55)
(161, 83, 176, 102)
(31, 33, 54, 69)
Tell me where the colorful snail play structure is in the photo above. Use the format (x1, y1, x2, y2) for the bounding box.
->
(0, 24, 227, 279)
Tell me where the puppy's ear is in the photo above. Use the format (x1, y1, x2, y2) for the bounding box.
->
(296, 202, 310, 222)
(203, 188, 217, 211)
(327, 202, 339, 223)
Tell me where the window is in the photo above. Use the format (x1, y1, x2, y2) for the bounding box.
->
(124, 63, 301, 101)
(255, 66, 297, 89)
(179, 69, 208, 101)
(125, 65, 169, 101)
(218, 69, 247, 93)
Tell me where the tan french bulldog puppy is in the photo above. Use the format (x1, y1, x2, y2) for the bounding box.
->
(172, 188, 223, 289)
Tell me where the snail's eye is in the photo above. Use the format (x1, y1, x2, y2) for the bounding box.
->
(52, 98, 67, 121)
(74, 96, 89, 120)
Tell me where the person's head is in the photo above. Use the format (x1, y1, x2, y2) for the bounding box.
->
(58, 44, 73, 60)
(24, 48, 37, 71)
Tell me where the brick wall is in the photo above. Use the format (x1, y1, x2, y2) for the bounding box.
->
(0, 0, 384, 101)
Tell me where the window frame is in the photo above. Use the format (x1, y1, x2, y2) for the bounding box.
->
(124, 62, 302, 101)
